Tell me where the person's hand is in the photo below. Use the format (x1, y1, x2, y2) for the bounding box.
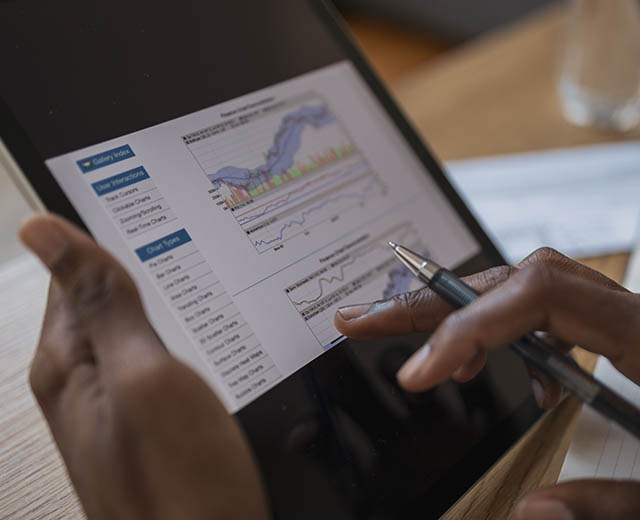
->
(334, 247, 640, 519)
(20, 214, 268, 520)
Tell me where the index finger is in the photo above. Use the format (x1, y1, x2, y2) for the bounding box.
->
(334, 247, 627, 340)
(334, 265, 514, 339)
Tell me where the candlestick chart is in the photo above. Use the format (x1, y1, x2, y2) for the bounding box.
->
(185, 95, 386, 253)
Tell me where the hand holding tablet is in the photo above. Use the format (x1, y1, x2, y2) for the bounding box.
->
(20, 214, 269, 520)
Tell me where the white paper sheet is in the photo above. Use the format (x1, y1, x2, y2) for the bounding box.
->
(446, 142, 640, 264)
(557, 244, 640, 482)
(558, 358, 640, 481)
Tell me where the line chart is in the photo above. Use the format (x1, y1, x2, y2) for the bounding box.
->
(285, 223, 416, 306)
(184, 93, 387, 254)
(283, 223, 427, 347)
(250, 175, 379, 248)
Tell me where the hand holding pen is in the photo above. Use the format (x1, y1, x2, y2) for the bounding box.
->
(334, 246, 640, 427)
(334, 246, 640, 518)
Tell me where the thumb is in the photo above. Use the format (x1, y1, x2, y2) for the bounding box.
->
(513, 480, 640, 520)
(20, 213, 166, 372)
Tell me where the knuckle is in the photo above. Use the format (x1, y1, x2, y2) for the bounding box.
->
(394, 288, 438, 331)
(514, 264, 557, 299)
(29, 343, 67, 402)
(610, 293, 640, 363)
(28, 359, 46, 399)
(521, 247, 625, 292)
(396, 288, 428, 312)
(71, 262, 133, 317)
(47, 244, 77, 280)
(520, 247, 568, 268)
(478, 265, 516, 289)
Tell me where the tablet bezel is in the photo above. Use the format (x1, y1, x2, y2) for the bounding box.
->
(0, 1, 543, 517)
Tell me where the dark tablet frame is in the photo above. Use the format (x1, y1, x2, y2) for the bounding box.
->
(0, 1, 543, 517)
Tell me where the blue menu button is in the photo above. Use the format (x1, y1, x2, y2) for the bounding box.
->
(135, 230, 192, 262)
(77, 144, 135, 173)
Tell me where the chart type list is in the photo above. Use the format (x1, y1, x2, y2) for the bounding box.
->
(90, 160, 282, 408)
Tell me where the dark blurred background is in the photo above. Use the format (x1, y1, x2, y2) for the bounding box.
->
(336, 0, 559, 81)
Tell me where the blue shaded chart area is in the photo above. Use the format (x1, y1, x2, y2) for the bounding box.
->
(208, 104, 335, 191)
(186, 94, 381, 253)
(383, 265, 416, 299)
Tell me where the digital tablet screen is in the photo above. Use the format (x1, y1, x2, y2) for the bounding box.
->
(1, 0, 483, 412)
(1, 1, 540, 517)
(43, 62, 482, 411)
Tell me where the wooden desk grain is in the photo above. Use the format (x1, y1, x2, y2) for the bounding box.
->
(0, 5, 634, 520)
(0, 256, 84, 518)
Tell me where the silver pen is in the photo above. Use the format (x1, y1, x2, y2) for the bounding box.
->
(389, 241, 640, 439)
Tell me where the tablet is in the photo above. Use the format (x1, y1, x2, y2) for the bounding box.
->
(0, 1, 542, 517)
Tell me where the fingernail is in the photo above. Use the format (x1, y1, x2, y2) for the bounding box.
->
(531, 378, 545, 408)
(513, 498, 573, 520)
(337, 304, 373, 321)
(19, 217, 69, 267)
(397, 343, 431, 385)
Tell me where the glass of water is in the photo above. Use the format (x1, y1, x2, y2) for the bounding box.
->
(558, 0, 640, 131)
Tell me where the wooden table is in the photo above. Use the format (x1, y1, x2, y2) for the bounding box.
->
(0, 5, 637, 519)
(0, 257, 82, 518)
(389, 5, 636, 519)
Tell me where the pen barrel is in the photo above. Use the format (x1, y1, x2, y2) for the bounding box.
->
(427, 266, 640, 440)
(591, 386, 640, 439)
(429, 269, 478, 307)
(511, 335, 599, 403)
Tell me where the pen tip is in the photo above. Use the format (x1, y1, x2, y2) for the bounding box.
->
(388, 241, 398, 249)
